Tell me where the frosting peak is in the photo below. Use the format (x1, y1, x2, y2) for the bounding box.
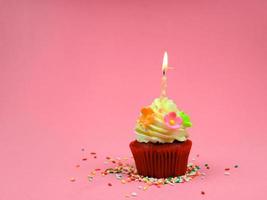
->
(135, 97, 192, 143)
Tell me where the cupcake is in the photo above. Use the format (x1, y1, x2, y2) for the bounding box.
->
(130, 96, 192, 178)
(130, 52, 193, 178)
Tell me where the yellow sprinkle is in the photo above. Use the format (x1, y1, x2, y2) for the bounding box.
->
(121, 180, 126, 184)
(90, 171, 96, 175)
(143, 186, 149, 191)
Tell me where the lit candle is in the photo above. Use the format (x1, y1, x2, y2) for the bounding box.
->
(160, 51, 168, 98)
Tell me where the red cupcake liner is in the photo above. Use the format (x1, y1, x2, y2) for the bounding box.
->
(129, 140, 192, 178)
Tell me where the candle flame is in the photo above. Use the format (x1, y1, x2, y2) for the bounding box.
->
(162, 51, 168, 75)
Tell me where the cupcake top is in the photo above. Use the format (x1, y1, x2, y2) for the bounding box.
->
(135, 97, 192, 143)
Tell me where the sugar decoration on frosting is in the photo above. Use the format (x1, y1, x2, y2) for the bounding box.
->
(164, 112, 183, 129)
(139, 107, 155, 129)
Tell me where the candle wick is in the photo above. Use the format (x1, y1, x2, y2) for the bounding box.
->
(163, 70, 166, 76)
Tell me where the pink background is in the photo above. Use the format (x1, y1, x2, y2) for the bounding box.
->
(1, 0, 267, 199)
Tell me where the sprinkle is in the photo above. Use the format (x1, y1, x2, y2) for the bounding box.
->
(82, 158, 87, 161)
(88, 176, 93, 182)
(81, 148, 85, 151)
(204, 164, 208, 167)
(90, 152, 96, 155)
(224, 172, 230, 176)
(196, 154, 200, 157)
(206, 166, 210, 169)
(138, 185, 142, 190)
(131, 192, 137, 197)
(192, 158, 196, 161)
(70, 177, 76, 182)
(201, 191, 205, 195)
(95, 168, 101, 171)
(234, 165, 239, 168)
(85, 157, 200, 188)
(75, 164, 80, 168)
(225, 168, 230, 171)
(90, 171, 96, 175)
(108, 183, 112, 186)
(94, 156, 97, 159)
(143, 185, 149, 191)
(115, 174, 123, 180)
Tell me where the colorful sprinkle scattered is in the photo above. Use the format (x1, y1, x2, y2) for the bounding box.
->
(94, 156, 97, 159)
(234, 165, 239, 168)
(90, 152, 96, 155)
(81, 148, 85, 151)
(201, 191, 205, 195)
(76, 164, 80, 168)
(225, 168, 230, 171)
(108, 183, 112, 186)
(82, 158, 87, 161)
(102, 162, 200, 187)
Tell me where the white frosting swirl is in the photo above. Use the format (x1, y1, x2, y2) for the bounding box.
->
(134, 97, 189, 143)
